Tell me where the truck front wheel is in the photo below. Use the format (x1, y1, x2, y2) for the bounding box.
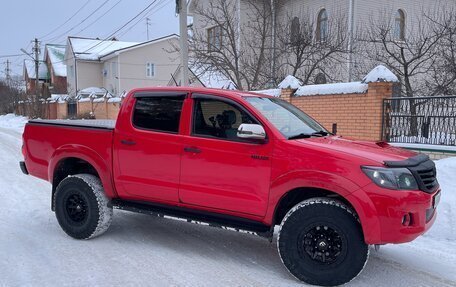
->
(277, 198, 369, 286)
(54, 174, 113, 239)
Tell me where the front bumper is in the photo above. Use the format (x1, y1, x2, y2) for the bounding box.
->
(349, 183, 439, 245)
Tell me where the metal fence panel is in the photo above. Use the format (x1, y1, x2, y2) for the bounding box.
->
(382, 96, 456, 146)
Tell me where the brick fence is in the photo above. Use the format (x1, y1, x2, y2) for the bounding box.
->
(16, 99, 122, 120)
(280, 81, 396, 142)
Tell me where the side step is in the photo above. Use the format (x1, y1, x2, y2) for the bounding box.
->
(111, 199, 273, 238)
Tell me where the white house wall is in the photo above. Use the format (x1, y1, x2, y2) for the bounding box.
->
(116, 37, 180, 94)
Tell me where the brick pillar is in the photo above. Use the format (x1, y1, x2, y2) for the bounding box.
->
(280, 88, 297, 103)
(366, 82, 394, 141)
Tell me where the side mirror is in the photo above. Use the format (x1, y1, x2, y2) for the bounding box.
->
(237, 124, 266, 140)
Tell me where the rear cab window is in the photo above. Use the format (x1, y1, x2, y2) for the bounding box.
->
(133, 93, 186, 133)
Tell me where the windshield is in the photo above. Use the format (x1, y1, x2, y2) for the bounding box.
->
(244, 97, 328, 139)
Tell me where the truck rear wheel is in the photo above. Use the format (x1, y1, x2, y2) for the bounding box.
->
(277, 198, 368, 286)
(54, 174, 113, 239)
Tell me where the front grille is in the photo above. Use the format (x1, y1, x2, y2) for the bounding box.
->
(417, 168, 438, 191)
(409, 160, 439, 193)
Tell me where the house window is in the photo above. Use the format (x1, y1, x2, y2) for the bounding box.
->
(207, 25, 223, 51)
(290, 17, 301, 43)
(395, 9, 406, 40)
(314, 73, 327, 84)
(146, 63, 155, 78)
(316, 9, 328, 42)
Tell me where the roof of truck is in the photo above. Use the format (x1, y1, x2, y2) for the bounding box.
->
(127, 86, 274, 100)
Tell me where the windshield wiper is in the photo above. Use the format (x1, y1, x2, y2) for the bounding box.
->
(312, 130, 330, 136)
(288, 133, 312, 140)
(288, 130, 330, 140)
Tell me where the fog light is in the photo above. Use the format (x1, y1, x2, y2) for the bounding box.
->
(402, 213, 411, 226)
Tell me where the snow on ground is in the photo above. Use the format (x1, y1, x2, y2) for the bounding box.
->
(1, 114, 455, 287)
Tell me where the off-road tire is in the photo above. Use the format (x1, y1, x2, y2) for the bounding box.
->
(54, 174, 113, 239)
(277, 198, 369, 286)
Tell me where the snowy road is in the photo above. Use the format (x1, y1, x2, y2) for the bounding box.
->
(1, 114, 455, 287)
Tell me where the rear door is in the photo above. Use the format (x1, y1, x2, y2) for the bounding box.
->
(179, 94, 273, 216)
(113, 91, 186, 203)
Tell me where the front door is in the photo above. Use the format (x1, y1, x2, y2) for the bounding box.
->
(179, 94, 273, 216)
(114, 92, 186, 203)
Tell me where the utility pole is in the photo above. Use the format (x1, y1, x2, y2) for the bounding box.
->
(5, 59, 11, 86)
(177, 0, 189, 86)
(33, 38, 40, 98)
(146, 17, 151, 41)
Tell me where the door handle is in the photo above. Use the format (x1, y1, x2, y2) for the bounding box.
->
(184, 146, 201, 154)
(121, 139, 136, 146)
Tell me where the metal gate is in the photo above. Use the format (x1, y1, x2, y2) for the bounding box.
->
(382, 96, 456, 146)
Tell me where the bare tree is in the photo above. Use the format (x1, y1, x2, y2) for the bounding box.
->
(190, 0, 273, 90)
(357, 10, 447, 98)
(426, 9, 456, 96)
(356, 9, 449, 136)
(0, 79, 25, 114)
(275, 11, 349, 85)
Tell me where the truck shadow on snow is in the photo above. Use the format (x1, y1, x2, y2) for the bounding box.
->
(99, 211, 454, 287)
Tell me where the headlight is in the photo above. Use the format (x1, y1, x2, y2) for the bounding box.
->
(361, 166, 418, 190)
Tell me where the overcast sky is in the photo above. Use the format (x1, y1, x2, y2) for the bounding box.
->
(0, 0, 179, 76)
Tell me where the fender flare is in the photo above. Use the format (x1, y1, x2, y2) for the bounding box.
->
(264, 170, 380, 243)
(48, 144, 117, 199)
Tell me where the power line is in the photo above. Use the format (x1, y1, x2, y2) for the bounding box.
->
(79, 0, 160, 56)
(46, 0, 112, 43)
(47, 0, 167, 66)
(0, 54, 23, 59)
(117, 0, 169, 39)
(39, 0, 92, 40)
(73, 0, 123, 37)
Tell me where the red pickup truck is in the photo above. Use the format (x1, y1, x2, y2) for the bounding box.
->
(21, 87, 440, 286)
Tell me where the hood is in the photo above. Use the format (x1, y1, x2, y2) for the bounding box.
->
(295, 136, 416, 165)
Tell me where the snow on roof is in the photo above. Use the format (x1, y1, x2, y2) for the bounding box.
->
(190, 65, 236, 89)
(362, 65, 399, 83)
(69, 37, 139, 61)
(100, 34, 179, 60)
(295, 82, 368, 96)
(252, 89, 281, 97)
(278, 75, 302, 89)
(24, 60, 48, 80)
(45, 44, 67, 77)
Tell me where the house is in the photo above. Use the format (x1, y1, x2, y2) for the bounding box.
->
(188, 0, 456, 85)
(168, 65, 236, 89)
(23, 59, 49, 95)
(64, 34, 181, 97)
(43, 44, 68, 95)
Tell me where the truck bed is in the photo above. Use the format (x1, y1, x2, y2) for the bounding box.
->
(28, 119, 116, 130)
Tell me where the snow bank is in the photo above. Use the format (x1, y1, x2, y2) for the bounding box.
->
(278, 75, 302, 90)
(0, 114, 28, 132)
(252, 89, 281, 97)
(295, 82, 368, 96)
(362, 65, 399, 83)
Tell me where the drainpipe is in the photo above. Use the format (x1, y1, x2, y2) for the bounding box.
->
(347, 0, 355, 82)
(270, 0, 276, 87)
(237, 0, 241, 53)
